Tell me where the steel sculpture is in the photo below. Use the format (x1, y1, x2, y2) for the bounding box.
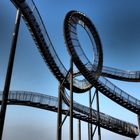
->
(0, 0, 140, 140)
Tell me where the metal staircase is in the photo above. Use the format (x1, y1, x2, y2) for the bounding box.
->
(64, 11, 140, 114)
(0, 91, 138, 138)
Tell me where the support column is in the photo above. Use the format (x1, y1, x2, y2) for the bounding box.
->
(88, 123, 91, 140)
(69, 58, 73, 140)
(78, 119, 81, 140)
(57, 83, 64, 140)
(96, 90, 101, 140)
(0, 9, 21, 140)
(137, 115, 140, 131)
(88, 89, 92, 140)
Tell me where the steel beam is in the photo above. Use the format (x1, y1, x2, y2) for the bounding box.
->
(138, 115, 140, 132)
(78, 119, 81, 140)
(88, 123, 91, 140)
(59, 110, 69, 129)
(96, 90, 101, 140)
(69, 58, 73, 140)
(57, 83, 64, 140)
(92, 125, 97, 138)
(89, 89, 93, 140)
(59, 69, 70, 89)
(0, 9, 21, 140)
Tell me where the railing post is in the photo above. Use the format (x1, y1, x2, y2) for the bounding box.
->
(0, 9, 21, 140)
(96, 90, 101, 140)
(78, 119, 81, 140)
(57, 83, 64, 140)
(69, 58, 73, 140)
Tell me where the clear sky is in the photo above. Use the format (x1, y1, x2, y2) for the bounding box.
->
(0, 0, 140, 140)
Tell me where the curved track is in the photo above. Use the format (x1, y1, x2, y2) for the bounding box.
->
(11, 0, 92, 93)
(0, 91, 138, 138)
(64, 11, 140, 114)
(11, 0, 140, 114)
(10, 0, 140, 138)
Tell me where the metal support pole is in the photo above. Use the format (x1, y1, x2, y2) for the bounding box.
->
(0, 9, 21, 140)
(78, 119, 81, 140)
(88, 123, 91, 140)
(69, 58, 73, 140)
(59, 110, 69, 129)
(59, 69, 70, 89)
(92, 125, 97, 138)
(88, 89, 92, 140)
(57, 83, 64, 140)
(96, 90, 101, 140)
(137, 115, 140, 132)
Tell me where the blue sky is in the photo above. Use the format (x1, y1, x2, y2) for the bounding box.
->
(0, 0, 140, 140)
